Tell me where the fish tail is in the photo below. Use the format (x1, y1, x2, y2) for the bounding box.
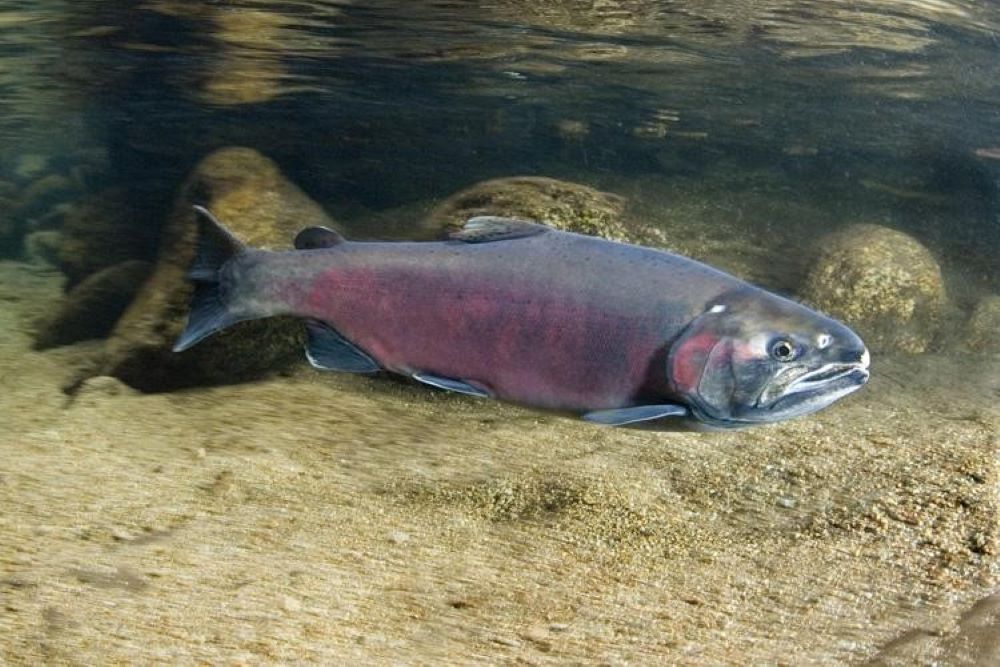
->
(172, 206, 252, 352)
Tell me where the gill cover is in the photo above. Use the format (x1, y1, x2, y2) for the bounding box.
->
(667, 306, 741, 426)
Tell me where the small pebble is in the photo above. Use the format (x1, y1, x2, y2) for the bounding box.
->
(388, 531, 410, 544)
(776, 497, 797, 509)
(492, 637, 520, 648)
(522, 624, 549, 642)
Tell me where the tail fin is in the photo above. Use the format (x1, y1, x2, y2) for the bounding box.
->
(172, 206, 249, 352)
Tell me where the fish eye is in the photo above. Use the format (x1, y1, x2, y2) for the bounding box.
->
(770, 339, 798, 362)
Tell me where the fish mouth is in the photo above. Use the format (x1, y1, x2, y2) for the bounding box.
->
(691, 364, 868, 429)
(688, 349, 870, 429)
(767, 362, 869, 415)
(783, 363, 868, 396)
(747, 348, 870, 418)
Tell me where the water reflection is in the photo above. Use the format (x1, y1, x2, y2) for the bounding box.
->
(0, 0, 995, 266)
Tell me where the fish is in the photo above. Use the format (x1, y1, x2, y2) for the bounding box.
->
(174, 206, 870, 430)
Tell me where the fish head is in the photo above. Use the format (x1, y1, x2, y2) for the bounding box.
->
(667, 289, 869, 429)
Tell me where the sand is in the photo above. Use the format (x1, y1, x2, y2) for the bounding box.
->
(1, 259, 998, 664)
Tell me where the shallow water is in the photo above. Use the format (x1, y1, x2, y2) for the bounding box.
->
(1, 1, 998, 664)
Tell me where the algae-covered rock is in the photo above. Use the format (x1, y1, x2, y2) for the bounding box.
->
(33, 260, 152, 350)
(425, 175, 663, 245)
(57, 188, 159, 289)
(965, 295, 1000, 354)
(0, 175, 80, 257)
(801, 224, 945, 354)
(102, 147, 339, 391)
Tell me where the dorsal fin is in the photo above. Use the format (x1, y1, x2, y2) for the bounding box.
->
(449, 216, 550, 243)
(294, 226, 345, 250)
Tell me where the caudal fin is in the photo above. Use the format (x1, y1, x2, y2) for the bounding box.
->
(172, 206, 249, 352)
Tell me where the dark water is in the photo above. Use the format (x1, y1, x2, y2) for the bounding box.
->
(3, 1, 998, 238)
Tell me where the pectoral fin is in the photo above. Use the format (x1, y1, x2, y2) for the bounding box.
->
(582, 404, 689, 427)
(412, 372, 489, 398)
(305, 320, 380, 373)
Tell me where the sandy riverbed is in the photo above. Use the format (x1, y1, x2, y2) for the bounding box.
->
(1, 260, 997, 664)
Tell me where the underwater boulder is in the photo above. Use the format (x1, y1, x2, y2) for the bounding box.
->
(964, 295, 1000, 354)
(102, 146, 339, 391)
(801, 224, 946, 354)
(33, 260, 152, 350)
(0, 175, 79, 258)
(425, 175, 663, 245)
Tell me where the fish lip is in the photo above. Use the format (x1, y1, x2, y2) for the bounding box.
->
(767, 365, 868, 413)
(743, 361, 868, 420)
(783, 363, 868, 397)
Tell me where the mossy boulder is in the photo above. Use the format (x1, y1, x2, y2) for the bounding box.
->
(965, 295, 1000, 354)
(33, 260, 152, 350)
(424, 176, 663, 245)
(102, 147, 339, 391)
(801, 224, 946, 354)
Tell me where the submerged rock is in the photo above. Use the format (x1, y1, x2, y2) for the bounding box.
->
(801, 224, 945, 354)
(102, 147, 338, 391)
(965, 295, 1000, 354)
(425, 175, 663, 245)
(1, 174, 82, 258)
(75, 375, 140, 400)
(33, 260, 152, 350)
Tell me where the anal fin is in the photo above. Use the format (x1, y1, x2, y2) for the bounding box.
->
(413, 372, 489, 398)
(582, 404, 688, 427)
(305, 320, 380, 373)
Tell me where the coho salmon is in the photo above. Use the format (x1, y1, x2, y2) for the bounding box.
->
(174, 207, 869, 430)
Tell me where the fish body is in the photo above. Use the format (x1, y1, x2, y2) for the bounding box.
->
(176, 209, 869, 430)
